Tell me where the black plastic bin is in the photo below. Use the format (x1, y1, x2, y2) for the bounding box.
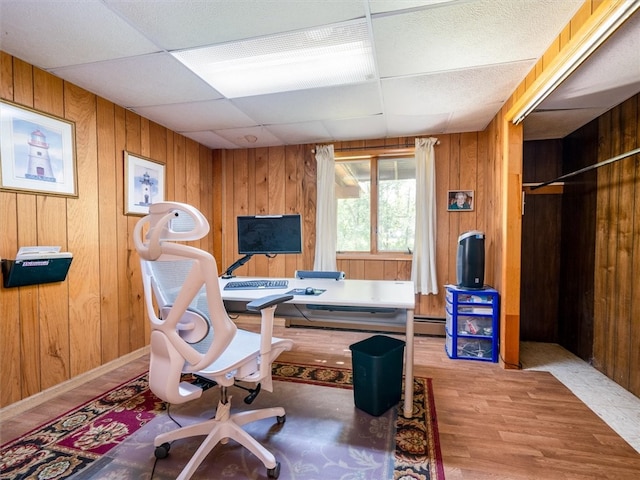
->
(349, 335, 405, 416)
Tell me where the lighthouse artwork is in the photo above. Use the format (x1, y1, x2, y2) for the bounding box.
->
(1, 100, 77, 196)
(139, 171, 154, 205)
(25, 129, 56, 182)
(125, 152, 165, 215)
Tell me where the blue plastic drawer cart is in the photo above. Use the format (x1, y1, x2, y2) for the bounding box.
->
(445, 285, 499, 362)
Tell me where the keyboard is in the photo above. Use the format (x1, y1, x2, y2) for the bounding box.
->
(224, 279, 289, 290)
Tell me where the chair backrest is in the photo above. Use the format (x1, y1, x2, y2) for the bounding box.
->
(133, 202, 237, 402)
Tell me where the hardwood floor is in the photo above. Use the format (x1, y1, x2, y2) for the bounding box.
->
(2, 323, 639, 479)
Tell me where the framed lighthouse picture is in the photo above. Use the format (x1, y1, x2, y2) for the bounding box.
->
(0, 100, 77, 197)
(124, 152, 165, 215)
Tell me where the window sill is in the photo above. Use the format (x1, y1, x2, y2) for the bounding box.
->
(337, 253, 413, 261)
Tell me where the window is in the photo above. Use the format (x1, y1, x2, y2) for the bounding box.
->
(335, 153, 415, 254)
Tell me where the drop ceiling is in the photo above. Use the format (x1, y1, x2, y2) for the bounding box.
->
(0, 0, 638, 149)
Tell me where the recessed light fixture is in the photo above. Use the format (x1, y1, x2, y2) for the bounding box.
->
(172, 20, 376, 98)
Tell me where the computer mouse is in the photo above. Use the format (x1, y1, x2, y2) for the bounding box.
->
(305, 287, 315, 295)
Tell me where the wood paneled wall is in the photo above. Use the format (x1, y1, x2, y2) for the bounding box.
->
(217, 134, 497, 319)
(0, 53, 214, 407)
(559, 122, 598, 360)
(521, 140, 564, 342)
(592, 94, 640, 396)
(219, 145, 313, 280)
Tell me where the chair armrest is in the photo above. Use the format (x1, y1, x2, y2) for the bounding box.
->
(246, 294, 293, 311)
(245, 294, 293, 391)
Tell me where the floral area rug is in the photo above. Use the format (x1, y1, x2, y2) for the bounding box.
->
(0, 362, 443, 480)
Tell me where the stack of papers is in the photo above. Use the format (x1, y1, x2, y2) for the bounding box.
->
(16, 246, 73, 261)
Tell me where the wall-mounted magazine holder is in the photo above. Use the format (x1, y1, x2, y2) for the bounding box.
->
(2, 254, 73, 288)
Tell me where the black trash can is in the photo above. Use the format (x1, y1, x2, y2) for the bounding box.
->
(349, 335, 405, 416)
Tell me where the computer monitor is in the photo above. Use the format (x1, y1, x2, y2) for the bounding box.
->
(456, 230, 485, 289)
(237, 214, 302, 255)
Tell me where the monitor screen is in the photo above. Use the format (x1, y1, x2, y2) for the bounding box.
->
(237, 214, 302, 255)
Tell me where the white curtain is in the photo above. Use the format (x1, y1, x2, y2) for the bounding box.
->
(411, 137, 439, 295)
(313, 145, 337, 271)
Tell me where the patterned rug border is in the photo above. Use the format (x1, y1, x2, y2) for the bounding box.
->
(0, 372, 161, 479)
(1, 361, 444, 480)
(0, 372, 148, 448)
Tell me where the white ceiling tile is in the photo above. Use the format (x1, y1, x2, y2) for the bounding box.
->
(373, 0, 584, 77)
(49, 53, 221, 108)
(539, 81, 640, 112)
(382, 61, 533, 115)
(538, 12, 640, 111)
(213, 126, 285, 148)
(233, 83, 383, 124)
(385, 113, 451, 136)
(524, 108, 609, 141)
(369, 0, 457, 15)
(323, 115, 388, 141)
(446, 102, 504, 133)
(132, 100, 258, 133)
(105, 0, 366, 50)
(266, 122, 333, 145)
(181, 130, 240, 149)
(0, 0, 159, 69)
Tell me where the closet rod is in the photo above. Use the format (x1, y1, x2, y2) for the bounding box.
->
(530, 147, 640, 191)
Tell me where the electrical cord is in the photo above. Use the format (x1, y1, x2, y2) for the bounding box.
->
(293, 303, 313, 321)
(499, 354, 523, 369)
(150, 402, 182, 479)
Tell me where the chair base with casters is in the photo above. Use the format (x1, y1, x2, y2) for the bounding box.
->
(133, 201, 295, 480)
(153, 387, 286, 479)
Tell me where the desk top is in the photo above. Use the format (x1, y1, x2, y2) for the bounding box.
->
(219, 277, 415, 310)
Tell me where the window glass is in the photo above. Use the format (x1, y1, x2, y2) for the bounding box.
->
(378, 157, 415, 252)
(336, 160, 370, 251)
(335, 155, 415, 254)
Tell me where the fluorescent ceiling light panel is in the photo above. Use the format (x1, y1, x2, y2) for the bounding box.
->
(172, 20, 376, 98)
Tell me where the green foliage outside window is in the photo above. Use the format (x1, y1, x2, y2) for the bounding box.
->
(336, 156, 415, 253)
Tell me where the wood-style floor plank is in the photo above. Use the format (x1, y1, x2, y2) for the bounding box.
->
(2, 323, 639, 479)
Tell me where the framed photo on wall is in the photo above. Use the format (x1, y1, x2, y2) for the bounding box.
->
(447, 190, 474, 211)
(124, 152, 165, 215)
(0, 100, 77, 197)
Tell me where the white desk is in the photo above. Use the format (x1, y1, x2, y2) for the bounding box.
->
(220, 276, 416, 418)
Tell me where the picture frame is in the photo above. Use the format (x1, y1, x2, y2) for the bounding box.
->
(0, 100, 77, 197)
(124, 151, 165, 216)
(447, 190, 474, 211)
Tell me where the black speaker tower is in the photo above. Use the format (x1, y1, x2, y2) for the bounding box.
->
(456, 230, 485, 289)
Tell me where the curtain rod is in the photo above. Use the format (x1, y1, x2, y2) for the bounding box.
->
(312, 141, 440, 153)
(530, 147, 640, 191)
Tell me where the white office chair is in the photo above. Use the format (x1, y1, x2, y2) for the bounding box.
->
(133, 201, 293, 479)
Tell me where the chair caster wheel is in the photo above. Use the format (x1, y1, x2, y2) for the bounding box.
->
(154, 442, 170, 459)
(267, 461, 281, 478)
(276, 415, 286, 424)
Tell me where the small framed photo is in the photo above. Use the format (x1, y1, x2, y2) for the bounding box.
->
(447, 190, 474, 211)
(124, 152, 165, 216)
(0, 100, 77, 197)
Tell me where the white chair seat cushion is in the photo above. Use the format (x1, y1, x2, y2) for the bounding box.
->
(194, 329, 293, 383)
